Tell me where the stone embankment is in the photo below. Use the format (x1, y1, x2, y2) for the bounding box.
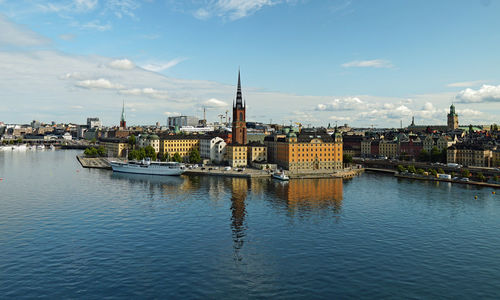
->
(395, 173, 500, 188)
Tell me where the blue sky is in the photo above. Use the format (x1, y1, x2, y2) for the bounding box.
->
(0, 0, 499, 127)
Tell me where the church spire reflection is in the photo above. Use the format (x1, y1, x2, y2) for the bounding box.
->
(230, 177, 249, 261)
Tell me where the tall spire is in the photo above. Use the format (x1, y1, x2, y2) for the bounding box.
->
(121, 100, 125, 122)
(235, 69, 243, 108)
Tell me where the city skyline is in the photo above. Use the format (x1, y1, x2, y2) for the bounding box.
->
(0, 0, 499, 126)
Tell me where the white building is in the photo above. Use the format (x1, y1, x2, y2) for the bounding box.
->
(137, 134, 160, 154)
(87, 117, 102, 129)
(200, 136, 226, 164)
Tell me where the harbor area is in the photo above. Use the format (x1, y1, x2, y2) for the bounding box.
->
(76, 155, 363, 179)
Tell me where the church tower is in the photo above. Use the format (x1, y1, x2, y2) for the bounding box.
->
(120, 101, 127, 129)
(447, 104, 458, 131)
(232, 71, 247, 145)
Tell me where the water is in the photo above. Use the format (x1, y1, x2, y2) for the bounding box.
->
(1, 150, 500, 299)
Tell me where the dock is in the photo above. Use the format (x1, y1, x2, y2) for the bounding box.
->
(76, 155, 114, 170)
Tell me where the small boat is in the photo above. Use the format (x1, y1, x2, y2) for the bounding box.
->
(50, 145, 55, 150)
(13, 144, 27, 151)
(37, 144, 45, 150)
(110, 158, 186, 176)
(272, 171, 289, 181)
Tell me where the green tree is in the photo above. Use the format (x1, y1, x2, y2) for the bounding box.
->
(418, 150, 430, 162)
(477, 172, 486, 182)
(397, 165, 406, 173)
(90, 138, 97, 144)
(172, 152, 182, 163)
(189, 148, 201, 164)
(451, 172, 456, 178)
(428, 168, 438, 176)
(407, 165, 416, 174)
(128, 134, 136, 149)
(437, 168, 445, 174)
(461, 168, 470, 178)
(144, 145, 156, 160)
(84, 147, 98, 157)
(128, 149, 138, 160)
(343, 154, 353, 164)
(417, 168, 425, 175)
(97, 146, 107, 157)
(494, 175, 499, 182)
(430, 147, 441, 163)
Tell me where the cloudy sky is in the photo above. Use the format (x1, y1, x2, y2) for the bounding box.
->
(0, 0, 499, 127)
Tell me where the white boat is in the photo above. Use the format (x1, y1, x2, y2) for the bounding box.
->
(37, 144, 45, 150)
(110, 158, 186, 176)
(272, 171, 289, 181)
(13, 144, 27, 151)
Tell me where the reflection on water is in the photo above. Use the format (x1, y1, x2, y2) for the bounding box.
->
(229, 178, 249, 261)
(272, 178, 343, 215)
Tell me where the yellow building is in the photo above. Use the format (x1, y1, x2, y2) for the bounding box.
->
(99, 138, 129, 157)
(447, 144, 493, 167)
(493, 150, 500, 167)
(226, 144, 248, 167)
(160, 135, 200, 161)
(274, 128, 343, 172)
(379, 139, 399, 158)
(247, 142, 267, 165)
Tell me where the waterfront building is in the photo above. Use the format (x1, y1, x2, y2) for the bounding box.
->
(87, 117, 102, 129)
(360, 138, 373, 157)
(137, 134, 160, 154)
(232, 71, 247, 145)
(247, 142, 267, 165)
(226, 144, 248, 167)
(379, 139, 399, 158)
(399, 135, 423, 160)
(168, 116, 199, 129)
(159, 135, 200, 161)
(200, 136, 226, 163)
(493, 150, 500, 167)
(100, 138, 128, 157)
(447, 144, 493, 167)
(342, 134, 363, 157)
(273, 128, 343, 172)
(179, 126, 214, 133)
(264, 132, 286, 163)
(447, 104, 459, 131)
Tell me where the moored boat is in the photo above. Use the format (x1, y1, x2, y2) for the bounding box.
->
(110, 158, 186, 176)
(272, 171, 290, 181)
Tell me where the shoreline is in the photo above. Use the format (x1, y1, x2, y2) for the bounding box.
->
(395, 173, 500, 189)
(76, 155, 364, 179)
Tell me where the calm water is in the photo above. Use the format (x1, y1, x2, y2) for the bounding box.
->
(1, 150, 500, 299)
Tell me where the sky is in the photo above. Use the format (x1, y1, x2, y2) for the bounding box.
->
(0, 0, 499, 127)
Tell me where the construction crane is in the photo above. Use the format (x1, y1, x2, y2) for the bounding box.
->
(225, 110, 229, 125)
(218, 114, 224, 125)
(370, 124, 378, 130)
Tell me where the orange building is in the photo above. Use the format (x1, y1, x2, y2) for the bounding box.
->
(272, 128, 343, 172)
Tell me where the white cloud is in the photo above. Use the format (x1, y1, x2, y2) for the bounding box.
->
(37, 0, 98, 13)
(163, 111, 181, 116)
(194, 0, 277, 21)
(455, 84, 500, 103)
(0, 14, 51, 46)
(75, 78, 125, 89)
(59, 33, 76, 41)
(119, 88, 169, 100)
(141, 58, 186, 72)
(70, 105, 84, 109)
(81, 20, 112, 31)
(105, 0, 140, 18)
(203, 98, 228, 108)
(447, 80, 487, 88)
(316, 97, 364, 111)
(109, 58, 135, 70)
(74, 0, 98, 11)
(341, 59, 393, 68)
(328, 116, 352, 121)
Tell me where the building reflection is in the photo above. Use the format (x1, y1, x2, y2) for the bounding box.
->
(229, 177, 249, 261)
(273, 178, 343, 215)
